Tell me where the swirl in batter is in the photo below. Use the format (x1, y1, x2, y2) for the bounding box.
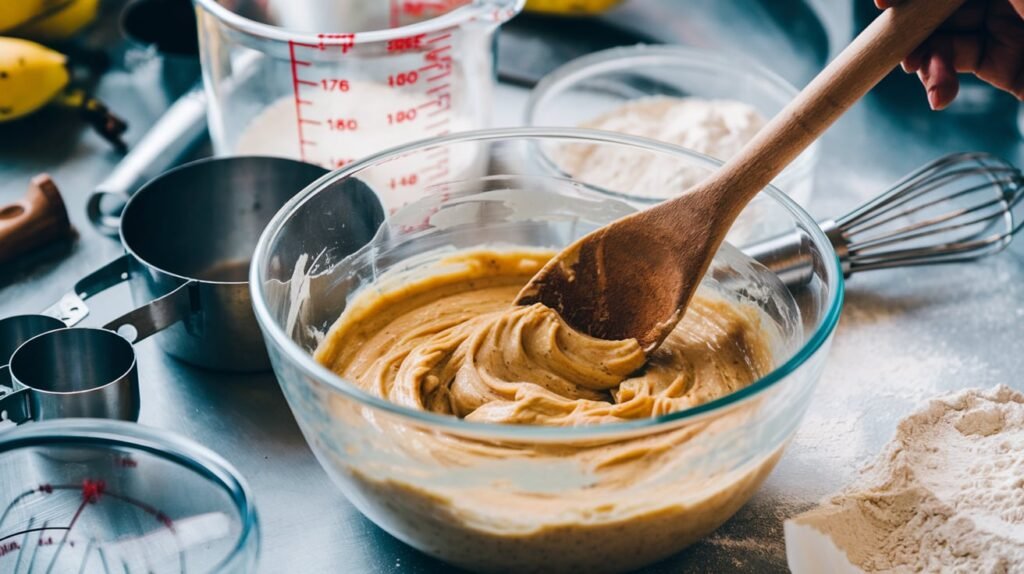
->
(315, 249, 771, 426)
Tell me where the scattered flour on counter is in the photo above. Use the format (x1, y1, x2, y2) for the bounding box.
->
(554, 96, 766, 199)
(786, 385, 1024, 573)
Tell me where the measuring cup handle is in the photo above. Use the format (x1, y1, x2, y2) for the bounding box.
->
(0, 387, 31, 425)
(88, 87, 208, 238)
(104, 281, 195, 343)
(86, 189, 128, 238)
(41, 254, 133, 326)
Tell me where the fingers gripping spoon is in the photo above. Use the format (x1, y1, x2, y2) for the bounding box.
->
(515, 0, 969, 351)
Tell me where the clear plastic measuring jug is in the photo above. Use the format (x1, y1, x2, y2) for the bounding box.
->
(194, 0, 522, 195)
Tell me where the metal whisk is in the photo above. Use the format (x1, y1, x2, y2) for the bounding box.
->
(747, 152, 1024, 286)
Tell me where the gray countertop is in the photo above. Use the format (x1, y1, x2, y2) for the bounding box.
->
(2, 2, 1023, 572)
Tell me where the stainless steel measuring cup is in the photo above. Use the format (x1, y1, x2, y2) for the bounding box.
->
(0, 287, 194, 425)
(0, 314, 65, 389)
(1, 328, 139, 424)
(49, 156, 384, 371)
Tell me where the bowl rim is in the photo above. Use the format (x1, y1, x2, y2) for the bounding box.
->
(0, 418, 259, 571)
(522, 44, 818, 183)
(193, 0, 523, 47)
(250, 127, 845, 440)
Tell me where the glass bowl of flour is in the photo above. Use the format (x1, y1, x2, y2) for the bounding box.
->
(524, 44, 819, 207)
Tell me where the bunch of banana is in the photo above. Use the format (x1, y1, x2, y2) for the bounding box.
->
(1, 0, 101, 41)
(0, 37, 127, 151)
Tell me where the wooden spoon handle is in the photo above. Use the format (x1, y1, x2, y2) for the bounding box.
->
(692, 0, 968, 223)
(0, 175, 73, 264)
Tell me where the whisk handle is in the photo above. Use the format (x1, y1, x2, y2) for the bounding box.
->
(742, 220, 849, 287)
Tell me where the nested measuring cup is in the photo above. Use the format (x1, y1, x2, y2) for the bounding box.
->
(194, 0, 521, 203)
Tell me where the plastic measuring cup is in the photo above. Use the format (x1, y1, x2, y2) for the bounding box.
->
(195, 0, 522, 203)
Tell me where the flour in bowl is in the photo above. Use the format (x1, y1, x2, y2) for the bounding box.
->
(785, 385, 1024, 573)
(553, 95, 815, 204)
(554, 96, 765, 199)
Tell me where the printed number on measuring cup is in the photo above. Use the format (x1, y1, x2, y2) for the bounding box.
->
(390, 175, 418, 190)
(388, 109, 417, 125)
(328, 118, 359, 131)
(321, 79, 350, 92)
(388, 72, 419, 87)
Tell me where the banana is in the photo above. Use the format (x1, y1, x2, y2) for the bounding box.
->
(0, 37, 127, 151)
(13, 0, 100, 41)
(0, 0, 73, 34)
(0, 37, 69, 122)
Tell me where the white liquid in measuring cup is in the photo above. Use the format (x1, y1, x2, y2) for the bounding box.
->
(236, 81, 477, 208)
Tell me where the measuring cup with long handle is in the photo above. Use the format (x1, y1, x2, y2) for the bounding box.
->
(86, 86, 209, 237)
(63, 157, 375, 371)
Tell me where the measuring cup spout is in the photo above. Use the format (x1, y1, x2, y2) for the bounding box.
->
(41, 254, 132, 326)
(103, 281, 195, 344)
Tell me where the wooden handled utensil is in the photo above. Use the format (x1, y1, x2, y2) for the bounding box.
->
(515, 0, 968, 352)
(0, 175, 74, 265)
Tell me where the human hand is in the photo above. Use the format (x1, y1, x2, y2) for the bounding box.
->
(876, 0, 1024, 109)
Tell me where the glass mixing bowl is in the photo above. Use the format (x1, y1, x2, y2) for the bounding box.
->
(0, 419, 258, 573)
(251, 128, 843, 573)
(525, 45, 819, 207)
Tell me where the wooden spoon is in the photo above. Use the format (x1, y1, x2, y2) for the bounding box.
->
(515, 0, 967, 352)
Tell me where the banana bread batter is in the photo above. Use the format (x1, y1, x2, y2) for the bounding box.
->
(314, 249, 782, 572)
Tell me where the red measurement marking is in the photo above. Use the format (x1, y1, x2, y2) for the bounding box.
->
(427, 69, 452, 82)
(117, 456, 138, 468)
(388, 34, 426, 53)
(401, 0, 466, 17)
(300, 119, 322, 126)
(327, 118, 359, 131)
(0, 542, 20, 557)
(317, 33, 355, 53)
(293, 60, 312, 67)
(331, 158, 355, 168)
(426, 33, 451, 44)
(389, 174, 419, 189)
(81, 479, 105, 504)
(390, 0, 400, 27)
(387, 109, 418, 125)
(297, 79, 317, 87)
(388, 71, 419, 87)
(425, 45, 452, 61)
(427, 82, 449, 95)
(425, 119, 450, 131)
(289, 41, 308, 162)
(321, 78, 350, 92)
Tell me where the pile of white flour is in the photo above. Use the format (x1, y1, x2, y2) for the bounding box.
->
(786, 385, 1024, 573)
(554, 96, 766, 200)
